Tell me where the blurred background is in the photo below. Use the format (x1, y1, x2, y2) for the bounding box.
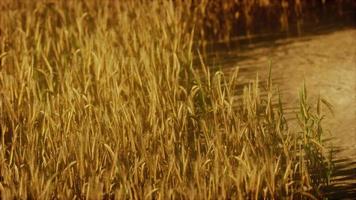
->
(191, 0, 355, 41)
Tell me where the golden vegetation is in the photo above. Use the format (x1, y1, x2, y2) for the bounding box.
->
(0, 0, 332, 199)
(190, 0, 352, 41)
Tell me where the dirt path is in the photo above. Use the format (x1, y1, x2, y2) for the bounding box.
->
(209, 28, 356, 198)
(260, 29, 356, 199)
(251, 29, 356, 157)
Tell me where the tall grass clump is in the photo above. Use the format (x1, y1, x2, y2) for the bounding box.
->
(1, 0, 331, 199)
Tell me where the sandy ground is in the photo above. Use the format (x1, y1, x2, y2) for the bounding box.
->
(209, 28, 356, 198)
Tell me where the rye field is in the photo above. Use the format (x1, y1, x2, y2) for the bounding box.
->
(0, 0, 335, 199)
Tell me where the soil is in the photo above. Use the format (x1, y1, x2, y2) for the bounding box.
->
(208, 27, 356, 199)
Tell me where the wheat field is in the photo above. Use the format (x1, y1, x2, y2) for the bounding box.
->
(0, 0, 332, 199)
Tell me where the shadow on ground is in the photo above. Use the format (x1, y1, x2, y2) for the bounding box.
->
(322, 146, 356, 200)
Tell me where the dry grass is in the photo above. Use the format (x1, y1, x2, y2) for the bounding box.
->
(0, 0, 332, 199)
(190, 0, 353, 41)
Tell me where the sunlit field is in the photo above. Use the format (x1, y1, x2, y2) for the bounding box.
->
(0, 0, 334, 199)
